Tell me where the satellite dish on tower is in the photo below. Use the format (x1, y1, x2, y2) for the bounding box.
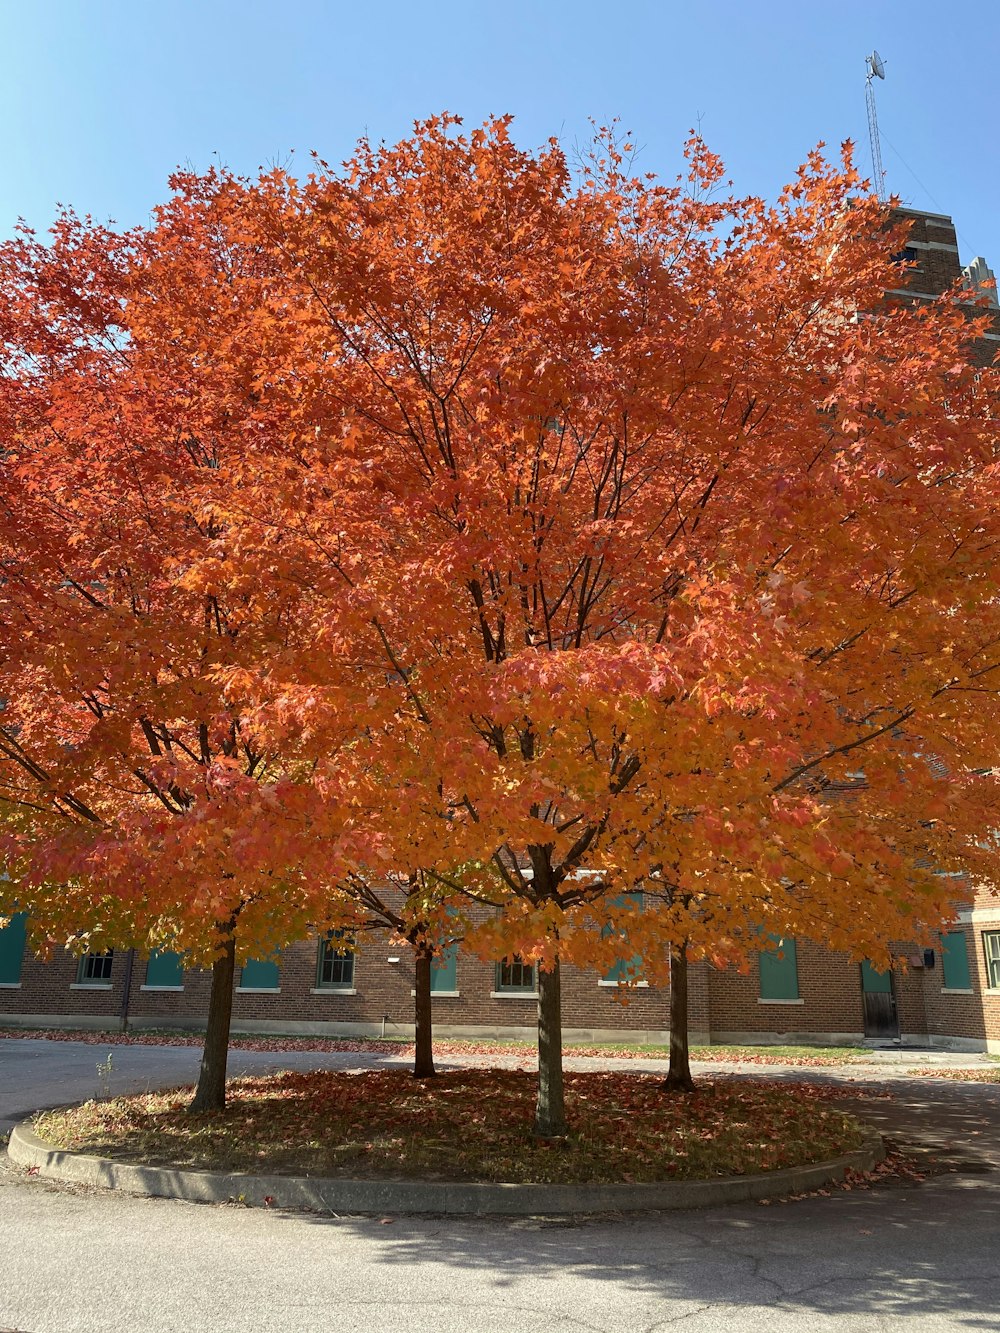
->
(864, 51, 888, 201)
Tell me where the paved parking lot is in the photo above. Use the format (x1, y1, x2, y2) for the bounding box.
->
(1, 1039, 998, 1333)
(0, 1036, 406, 1133)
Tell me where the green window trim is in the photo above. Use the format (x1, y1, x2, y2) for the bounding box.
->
(940, 931, 972, 991)
(76, 950, 113, 984)
(495, 958, 536, 992)
(0, 911, 27, 986)
(316, 934, 355, 990)
(144, 949, 184, 989)
(984, 931, 1000, 990)
(239, 957, 281, 991)
(430, 942, 458, 993)
(759, 935, 799, 1001)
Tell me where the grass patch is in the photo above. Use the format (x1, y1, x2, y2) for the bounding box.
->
(34, 1069, 864, 1185)
(910, 1067, 1000, 1083)
(0, 1027, 411, 1056)
(692, 1043, 869, 1063)
(570, 1042, 868, 1065)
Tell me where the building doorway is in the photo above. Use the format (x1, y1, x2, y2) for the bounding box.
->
(860, 961, 899, 1039)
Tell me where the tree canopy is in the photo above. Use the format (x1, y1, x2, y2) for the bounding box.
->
(2, 116, 998, 1128)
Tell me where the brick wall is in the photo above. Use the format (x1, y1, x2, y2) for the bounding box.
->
(706, 937, 933, 1044)
(889, 206, 1000, 366)
(892, 208, 963, 296)
(708, 937, 867, 1042)
(3, 943, 130, 1028)
(3, 887, 997, 1049)
(0, 931, 682, 1042)
(920, 886, 1000, 1052)
(225, 934, 681, 1041)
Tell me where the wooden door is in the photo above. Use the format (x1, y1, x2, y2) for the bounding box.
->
(860, 961, 899, 1038)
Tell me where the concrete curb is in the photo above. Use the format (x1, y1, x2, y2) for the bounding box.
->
(7, 1120, 885, 1215)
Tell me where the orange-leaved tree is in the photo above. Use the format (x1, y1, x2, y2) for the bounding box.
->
(0, 190, 367, 1110)
(230, 117, 1000, 1134)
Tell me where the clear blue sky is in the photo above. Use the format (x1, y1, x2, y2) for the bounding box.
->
(5, 1, 999, 264)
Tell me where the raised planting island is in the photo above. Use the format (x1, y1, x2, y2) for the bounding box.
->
(13, 1069, 882, 1214)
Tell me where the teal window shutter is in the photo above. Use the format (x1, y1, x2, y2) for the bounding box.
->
(759, 935, 799, 1000)
(602, 893, 644, 982)
(240, 958, 281, 990)
(940, 931, 972, 990)
(144, 950, 184, 988)
(0, 912, 27, 985)
(430, 942, 458, 993)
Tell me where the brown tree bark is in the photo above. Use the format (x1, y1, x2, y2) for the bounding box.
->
(118, 947, 136, 1034)
(189, 932, 236, 1113)
(662, 940, 695, 1092)
(535, 959, 567, 1136)
(412, 946, 437, 1078)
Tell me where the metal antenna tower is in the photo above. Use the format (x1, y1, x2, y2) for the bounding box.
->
(865, 51, 887, 202)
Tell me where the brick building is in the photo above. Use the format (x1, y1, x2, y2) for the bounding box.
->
(887, 204, 1000, 356)
(1, 207, 998, 1053)
(1, 881, 999, 1052)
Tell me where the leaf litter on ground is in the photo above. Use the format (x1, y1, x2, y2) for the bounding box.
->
(35, 1068, 867, 1186)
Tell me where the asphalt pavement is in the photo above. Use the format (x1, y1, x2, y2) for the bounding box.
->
(1, 1038, 998, 1333)
(0, 1037, 407, 1133)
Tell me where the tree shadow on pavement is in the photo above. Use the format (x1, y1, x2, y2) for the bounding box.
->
(271, 1076, 1000, 1330)
(277, 1177, 1000, 1329)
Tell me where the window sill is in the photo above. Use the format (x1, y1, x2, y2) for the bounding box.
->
(140, 985, 184, 992)
(70, 983, 113, 990)
(940, 988, 974, 995)
(757, 997, 804, 1005)
(0, 981, 22, 989)
(490, 991, 538, 1000)
(412, 990, 460, 998)
(235, 987, 280, 994)
(598, 979, 650, 988)
(310, 987, 357, 996)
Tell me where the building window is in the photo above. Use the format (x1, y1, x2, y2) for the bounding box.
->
(239, 957, 281, 991)
(430, 943, 458, 994)
(759, 935, 799, 1001)
(316, 934, 355, 990)
(0, 912, 27, 986)
(940, 931, 972, 991)
(983, 931, 1000, 990)
(144, 949, 184, 989)
(77, 951, 113, 984)
(601, 893, 644, 984)
(496, 957, 536, 993)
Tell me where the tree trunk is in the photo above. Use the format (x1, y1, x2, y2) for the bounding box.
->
(535, 960, 567, 1136)
(663, 941, 695, 1092)
(118, 948, 136, 1033)
(412, 947, 437, 1078)
(189, 932, 236, 1113)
